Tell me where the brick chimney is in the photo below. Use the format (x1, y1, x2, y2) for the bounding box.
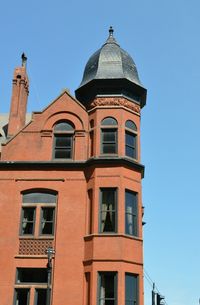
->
(7, 53, 29, 137)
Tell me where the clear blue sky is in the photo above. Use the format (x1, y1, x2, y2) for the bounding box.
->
(0, 1, 200, 304)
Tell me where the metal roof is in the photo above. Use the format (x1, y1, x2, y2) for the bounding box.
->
(79, 27, 141, 88)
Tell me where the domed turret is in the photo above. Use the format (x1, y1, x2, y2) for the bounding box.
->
(75, 27, 147, 108)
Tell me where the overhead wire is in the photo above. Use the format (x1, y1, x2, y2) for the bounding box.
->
(144, 268, 169, 305)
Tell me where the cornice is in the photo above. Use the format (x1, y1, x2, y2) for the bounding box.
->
(0, 157, 145, 177)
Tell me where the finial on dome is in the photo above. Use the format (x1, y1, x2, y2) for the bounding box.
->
(109, 26, 114, 37)
(21, 53, 27, 68)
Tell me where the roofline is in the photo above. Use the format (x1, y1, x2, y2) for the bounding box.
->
(37, 90, 86, 114)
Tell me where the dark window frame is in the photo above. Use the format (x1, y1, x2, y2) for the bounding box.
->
(40, 207, 55, 235)
(99, 188, 117, 233)
(34, 288, 47, 305)
(20, 191, 57, 237)
(20, 207, 36, 236)
(125, 190, 138, 236)
(101, 128, 118, 155)
(125, 273, 138, 305)
(101, 117, 118, 155)
(13, 288, 30, 305)
(16, 268, 48, 284)
(53, 121, 74, 160)
(88, 189, 93, 235)
(97, 272, 117, 305)
(125, 120, 137, 159)
(89, 130, 94, 157)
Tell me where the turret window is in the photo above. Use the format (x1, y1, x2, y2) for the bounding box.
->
(101, 117, 118, 154)
(98, 272, 117, 305)
(53, 121, 74, 159)
(125, 273, 138, 305)
(125, 120, 137, 159)
(99, 188, 117, 233)
(125, 190, 138, 236)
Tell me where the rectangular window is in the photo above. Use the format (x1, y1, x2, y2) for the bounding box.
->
(125, 131, 136, 159)
(98, 272, 117, 305)
(125, 190, 138, 236)
(20, 207, 36, 235)
(40, 207, 55, 235)
(100, 188, 117, 233)
(34, 289, 47, 305)
(88, 190, 93, 234)
(16, 268, 47, 284)
(90, 130, 94, 157)
(54, 134, 73, 159)
(85, 272, 91, 305)
(21, 192, 57, 238)
(14, 289, 30, 305)
(125, 273, 138, 305)
(101, 129, 117, 154)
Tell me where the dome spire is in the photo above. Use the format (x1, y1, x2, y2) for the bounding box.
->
(106, 26, 118, 45)
(109, 26, 114, 37)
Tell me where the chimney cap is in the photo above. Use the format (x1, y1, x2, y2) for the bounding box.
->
(21, 53, 27, 68)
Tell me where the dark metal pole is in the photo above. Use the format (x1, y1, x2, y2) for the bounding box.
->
(152, 283, 156, 305)
(46, 248, 55, 305)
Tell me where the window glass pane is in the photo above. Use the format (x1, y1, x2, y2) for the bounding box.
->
(55, 149, 71, 159)
(102, 129, 117, 154)
(35, 289, 47, 305)
(23, 193, 56, 203)
(125, 191, 137, 236)
(14, 289, 29, 305)
(41, 208, 54, 235)
(125, 120, 137, 131)
(99, 273, 117, 305)
(125, 214, 136, 236)
(55, 135, 72, 148)
(102, 190, 115, 210)
(100, 189, 116, 233)
(17, 268, 47, 284)
(125, 274, 138, 305)
(21, 208, 35, 235)
(55, 136, 67, 147)
(42, 208, 54, 221)
(103, 131, 116, 142)
(103, 144, 117, 154)
(54, 121, 74, 131)
(23, 208, 34, 221)
(125, 132, 136, 158)
(54, 135, 73, 159)
(126, 132, 135, 146)
(126, 146, 135, 158)
(101, 117, 117, 126)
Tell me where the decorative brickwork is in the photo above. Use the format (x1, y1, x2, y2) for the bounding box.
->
(19, 239, 54, 255)
(90, 97, 140, 114)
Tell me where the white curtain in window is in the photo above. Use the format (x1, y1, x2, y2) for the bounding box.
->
(101, 202, 107, 231)
(22, 218, 28, 229)
(100, 276, 105, 305)
(126, 206, 133, 235)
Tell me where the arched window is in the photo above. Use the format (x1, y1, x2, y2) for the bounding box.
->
(125, 120, 137, 159)
(53, 121, 74, 159)
(20, 190, 57, 236)
(101, 117, 118, 154)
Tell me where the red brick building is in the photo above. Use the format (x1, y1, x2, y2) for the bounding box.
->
(0, 27, 147, 305)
